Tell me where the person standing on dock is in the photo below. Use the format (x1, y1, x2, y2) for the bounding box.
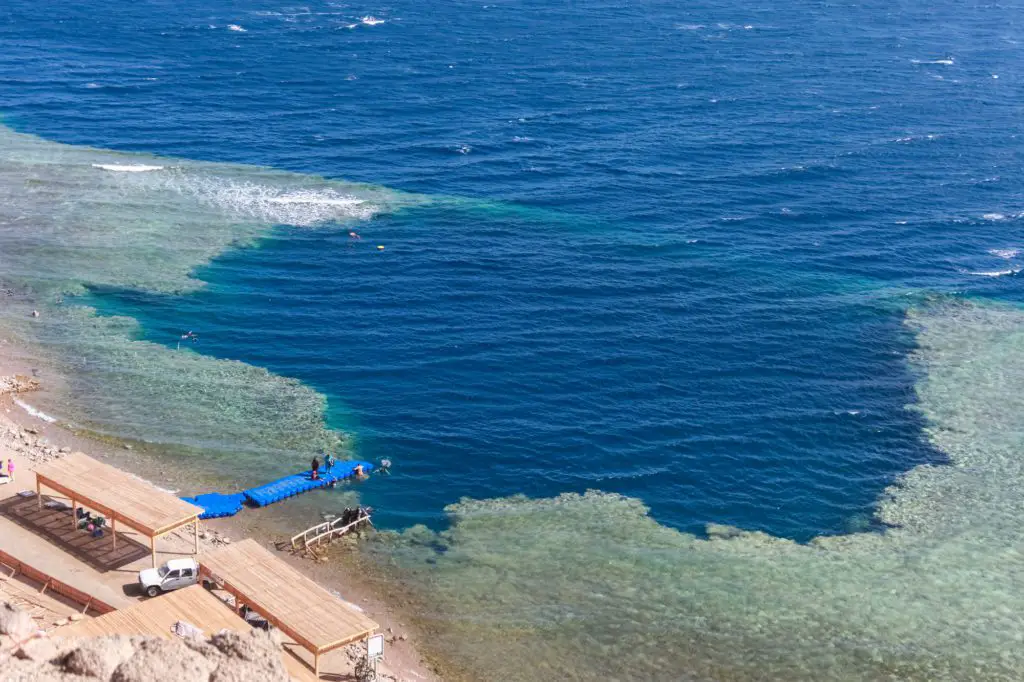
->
(325, 452, 336, 472)
(6, 458, 13, 484)
(311, 456, 320, 480)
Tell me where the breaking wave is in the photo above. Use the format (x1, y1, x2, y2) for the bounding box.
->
(91, 163, 165, 172)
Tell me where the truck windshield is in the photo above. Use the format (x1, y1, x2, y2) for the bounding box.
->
(157, 566, 169, 578)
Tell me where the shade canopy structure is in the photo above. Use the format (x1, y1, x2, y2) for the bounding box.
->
(199, 539, 379, 677)
(59, 584, 318, 682)
(34, 452, 202, 567)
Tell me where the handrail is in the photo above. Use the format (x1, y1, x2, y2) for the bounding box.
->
(290, 510, 371, 550)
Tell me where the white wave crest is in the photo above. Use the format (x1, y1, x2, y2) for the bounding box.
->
(13, 398, 57, 423)
(361, 16, 385, 25)
(983, 213, 1008, 221)
(92, 163, 165, 173)
(989, 248, 1019, 259)
(157, 173, 380, 226)
(228, 24, 247, 32)
(969, 268, 1021, 278)
(912, 58, 954, 65)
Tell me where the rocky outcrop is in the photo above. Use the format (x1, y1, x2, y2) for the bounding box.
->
(0, 376, 40, 395)
(0, 422, 70, 466)
(0, 602, 289, 682)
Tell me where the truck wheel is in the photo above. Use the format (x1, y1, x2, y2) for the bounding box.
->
(146, 586, 161, 598)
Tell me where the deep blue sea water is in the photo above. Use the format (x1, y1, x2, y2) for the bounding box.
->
(3, 1, 1024, 677)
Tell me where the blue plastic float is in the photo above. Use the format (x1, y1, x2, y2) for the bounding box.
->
(181, 460, 373, 519)
(180, 492, 246, 519)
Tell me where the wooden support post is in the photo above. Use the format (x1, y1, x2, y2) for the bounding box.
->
(71, 498, 77, 531)
(314, 651, 320, 679)
(194, 520, 200, 555)
(112, 517, 117, 551)
(36, 479, 41, 510)
(40, 578, 50, 596)
(82, 597, 92, 614)
(150, 535, 156, 569)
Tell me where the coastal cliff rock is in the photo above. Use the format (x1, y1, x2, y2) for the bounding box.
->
(0, 603, 289, 682)
(0, 375, 40, 395)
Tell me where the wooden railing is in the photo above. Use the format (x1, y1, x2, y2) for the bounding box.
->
(290, 509, 372, 550)
(0, 548, 117, 615)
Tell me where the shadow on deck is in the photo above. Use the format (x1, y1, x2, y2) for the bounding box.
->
(0, 495, 149, 572)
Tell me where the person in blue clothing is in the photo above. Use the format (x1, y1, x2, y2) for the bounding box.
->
(325, 452, 336, 472)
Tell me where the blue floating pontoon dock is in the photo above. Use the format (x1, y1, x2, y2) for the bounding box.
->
(181, 460, 373, 520)
(180, 492, 246, 519)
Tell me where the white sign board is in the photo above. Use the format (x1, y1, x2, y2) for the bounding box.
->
(367, 634, 385, 659)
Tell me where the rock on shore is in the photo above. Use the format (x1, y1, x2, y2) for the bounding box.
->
(0, 375, 40, 395)
(1, 601, 289, 682)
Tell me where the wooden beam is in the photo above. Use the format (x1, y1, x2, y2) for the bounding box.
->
(314, 651, 320, 679)
(36, 478, 41, 510)
(193, 520, 199, 555)
(150, 535, 156, 569)
(71, 497, 77, 531)
(112, 517, 117, 551)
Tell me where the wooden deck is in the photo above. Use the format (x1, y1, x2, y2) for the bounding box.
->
(58, 585, 318, 682)
(34, 452, 201, 536)
(200, 539, 378, 674)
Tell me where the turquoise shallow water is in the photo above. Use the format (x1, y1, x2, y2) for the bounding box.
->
(2, 0, 1024, 679)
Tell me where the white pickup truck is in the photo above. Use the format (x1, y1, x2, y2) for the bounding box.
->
(138, 558, 200, 597)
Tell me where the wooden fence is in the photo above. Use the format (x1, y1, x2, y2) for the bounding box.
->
(0, 548, 117, 615)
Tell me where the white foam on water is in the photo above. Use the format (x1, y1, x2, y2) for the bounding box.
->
(13, 398, 57, 423)
(157, 176, 382, 226)
(969, 268, 1021, 277)
(92, 163, 165, 172)
(360, 15, 385, 25)
(989, 248, 1019, 259)
(983, 212, 1008, 221)
(227, 24, 247, 32)
(912, 58, 954, 65)
(267, 191, 367, 208)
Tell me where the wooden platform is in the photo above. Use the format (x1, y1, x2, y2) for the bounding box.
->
(58, 585, 318, 682)
(34, 452, 201, 536)
(33, 452, 202, 566)
(200, 539, 378, 676)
